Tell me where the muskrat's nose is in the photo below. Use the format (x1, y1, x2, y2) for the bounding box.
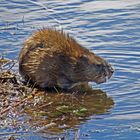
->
(107, 64, 114, 79)
(109, 64, 114, 73)
(97, 61, 114, 80)
(111, 67, 114, 74)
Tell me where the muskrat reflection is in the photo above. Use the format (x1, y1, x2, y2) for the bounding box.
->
(24, 86, 114, 132)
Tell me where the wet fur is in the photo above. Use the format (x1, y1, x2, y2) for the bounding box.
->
(19, 28, 113, 89)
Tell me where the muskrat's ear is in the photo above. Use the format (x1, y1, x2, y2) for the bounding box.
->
(80, 55, 88, 61)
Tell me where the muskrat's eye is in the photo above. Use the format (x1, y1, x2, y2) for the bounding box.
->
(37, 43, 44, 48)
(95, 64, 103, 71)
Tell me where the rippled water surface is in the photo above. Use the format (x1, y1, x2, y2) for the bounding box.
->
(0, 0, 140, 139)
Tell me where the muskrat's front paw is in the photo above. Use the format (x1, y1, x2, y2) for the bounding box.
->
(68, 82, 92, 93)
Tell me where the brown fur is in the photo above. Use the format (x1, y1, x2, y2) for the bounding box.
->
(19, 28, 114, 89)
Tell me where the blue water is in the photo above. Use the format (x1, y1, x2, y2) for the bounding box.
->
(0, 0, 140, 139)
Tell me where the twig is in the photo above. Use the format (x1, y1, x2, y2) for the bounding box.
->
(74, 129, 80, 140)
(33, 122, 56, 133)
(0, 131, 28, 136)
(38, 101, 53, 109)
(0, 91, 37, 117)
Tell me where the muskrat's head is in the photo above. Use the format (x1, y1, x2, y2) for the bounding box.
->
(75, 52, 114, 84)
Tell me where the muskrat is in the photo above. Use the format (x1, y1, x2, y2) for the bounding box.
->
(19, 28, 114, 89)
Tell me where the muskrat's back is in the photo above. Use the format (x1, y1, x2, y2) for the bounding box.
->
(19, 28, 114, 89)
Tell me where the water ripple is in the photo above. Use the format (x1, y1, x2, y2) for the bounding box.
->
(0, 0, 140, 139)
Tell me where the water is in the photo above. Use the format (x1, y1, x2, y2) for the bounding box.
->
(0, 0, 140, 139)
